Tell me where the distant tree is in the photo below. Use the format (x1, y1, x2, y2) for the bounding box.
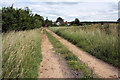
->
(34, 14, 44, 26)
(70, 21, 75, 25)
(45, 18, 49, 27)
(74, 18, 80, 26)
(44, 17, 52, 27)
(56, 17, 64, 25)
(47, 20, 52, 26)
(117, 18, 120, 23)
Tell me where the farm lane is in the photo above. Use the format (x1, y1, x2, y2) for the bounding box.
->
(38, 29, 75, 78)
(46, 28, 119, 78)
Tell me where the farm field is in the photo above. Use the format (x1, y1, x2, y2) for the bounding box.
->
(1, 1, 120, 79)
(1, 26, 119, 78)
(2, 29, 42, 78)
(50, 24, 119, 67)
(47, 28, 118, 78)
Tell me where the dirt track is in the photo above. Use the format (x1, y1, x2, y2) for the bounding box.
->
(38, 30, 75, 78)
(46, 29, 119, 78)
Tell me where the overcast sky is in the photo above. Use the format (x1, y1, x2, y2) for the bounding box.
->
(0, 0, 120, 21)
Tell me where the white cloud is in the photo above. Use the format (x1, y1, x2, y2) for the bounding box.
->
(1, 0, 118, 21)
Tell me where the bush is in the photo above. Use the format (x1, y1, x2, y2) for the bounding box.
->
(2, 5, 44, 32)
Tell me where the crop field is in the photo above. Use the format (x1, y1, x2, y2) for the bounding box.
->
(51, 23, 119, 67)
(2, 29, 42, 78)
(1, 2, 119, 78)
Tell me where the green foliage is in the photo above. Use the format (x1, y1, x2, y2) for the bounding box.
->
(56, 17, 64, 25)
(43, 28, 46, 34)
(65, 54, 78, 61)
(56, 17, 64, 23)
(45, 29, 94, 78)
(57, 47, 71, 54)
(2, 5, 44, 32)
(44, 18, 52, 27)
(74, 18, 80, 26)
(53, 24, 119, 67)
(67, 60, 94, 79)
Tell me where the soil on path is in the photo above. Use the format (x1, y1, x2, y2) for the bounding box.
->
(38, 30, 76, 78)
(47, 29, 119, 78)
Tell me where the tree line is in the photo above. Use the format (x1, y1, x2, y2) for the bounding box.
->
(2, 5, 53, 32)
(1, 5, 82, 32)
(53, 17, 81, 26)
(2, 5, 117, 32)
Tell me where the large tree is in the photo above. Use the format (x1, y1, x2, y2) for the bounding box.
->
(2, 5, 44, 32)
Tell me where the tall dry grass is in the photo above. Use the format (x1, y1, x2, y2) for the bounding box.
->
(2, 29, 42, 78)
(53, 23, 119, 67)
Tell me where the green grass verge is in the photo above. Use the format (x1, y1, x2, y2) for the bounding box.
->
(44, 29, 94, 78)
(2, 29, 42, 78)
